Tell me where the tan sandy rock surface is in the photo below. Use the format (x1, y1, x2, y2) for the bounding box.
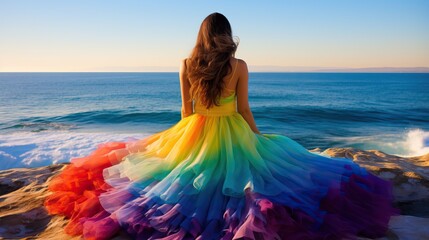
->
(0, 148, 428, 239)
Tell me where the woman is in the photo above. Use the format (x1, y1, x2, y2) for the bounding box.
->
(45, 13, 397, 240)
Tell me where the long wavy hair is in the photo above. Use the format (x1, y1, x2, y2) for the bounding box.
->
(187, 12, 238, 109)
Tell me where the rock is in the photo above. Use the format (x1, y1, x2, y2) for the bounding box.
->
(387, 215, 429, 240)
(323, 148, 429, 206)
(0, 148, 428, 239)
(0, 164, 75, 239)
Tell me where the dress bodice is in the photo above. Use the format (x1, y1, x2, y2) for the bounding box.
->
(194, 92, 237, 116)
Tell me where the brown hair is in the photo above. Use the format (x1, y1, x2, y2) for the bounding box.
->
(187, 12, 238, 109)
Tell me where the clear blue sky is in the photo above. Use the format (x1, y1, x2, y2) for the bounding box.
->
(1, 0, 428, 72)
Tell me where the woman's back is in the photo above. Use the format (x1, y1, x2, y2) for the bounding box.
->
(181, 56, 260, 133)
(44, 12, 397, 240)
(190, 57, 239, 116)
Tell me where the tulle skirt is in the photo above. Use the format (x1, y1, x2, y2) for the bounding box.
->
(45, 112, 398, 240)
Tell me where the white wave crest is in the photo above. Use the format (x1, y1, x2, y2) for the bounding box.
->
(0, 131, 147, 170)
(1, 128, 428, 171)
(400, 129, 429, 157)
(331, 128, 429, 157)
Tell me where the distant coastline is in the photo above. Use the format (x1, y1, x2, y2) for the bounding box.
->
(247, 66, 429, 73)
(2, 66, 429, 73)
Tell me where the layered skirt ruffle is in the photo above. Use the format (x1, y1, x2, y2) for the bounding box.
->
(45, 113, 398, 240)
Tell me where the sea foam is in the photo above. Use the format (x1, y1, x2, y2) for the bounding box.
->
(371, 128, 429, 157)
(0, 129, 428, 171)
(0, 131, 147, 170)
(400, 129, 429, 157)
(331, 128, 429, 157)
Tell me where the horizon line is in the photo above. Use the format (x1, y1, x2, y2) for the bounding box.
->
(2, 71, 429, 74)
(1, 66, 429, 73)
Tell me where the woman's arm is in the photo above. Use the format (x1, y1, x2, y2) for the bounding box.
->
(236, 60, 260, 134)
(179, 59, 193, 119)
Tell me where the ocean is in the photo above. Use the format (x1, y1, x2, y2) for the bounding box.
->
(0, 72, 428, 170)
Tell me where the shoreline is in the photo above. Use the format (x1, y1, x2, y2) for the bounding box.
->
(0, 147, 428, 239)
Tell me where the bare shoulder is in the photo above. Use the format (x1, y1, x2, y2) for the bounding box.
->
(231, 57, 246, 66)
(236, 58, 246, 65)
(234, 58, 248, 78)
(180, 58, 189, 68)
(180, 58, 190, 84)
(180, 58, 188, 75)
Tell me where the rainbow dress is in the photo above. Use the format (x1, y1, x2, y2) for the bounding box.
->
(45, 93, 398, 240)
